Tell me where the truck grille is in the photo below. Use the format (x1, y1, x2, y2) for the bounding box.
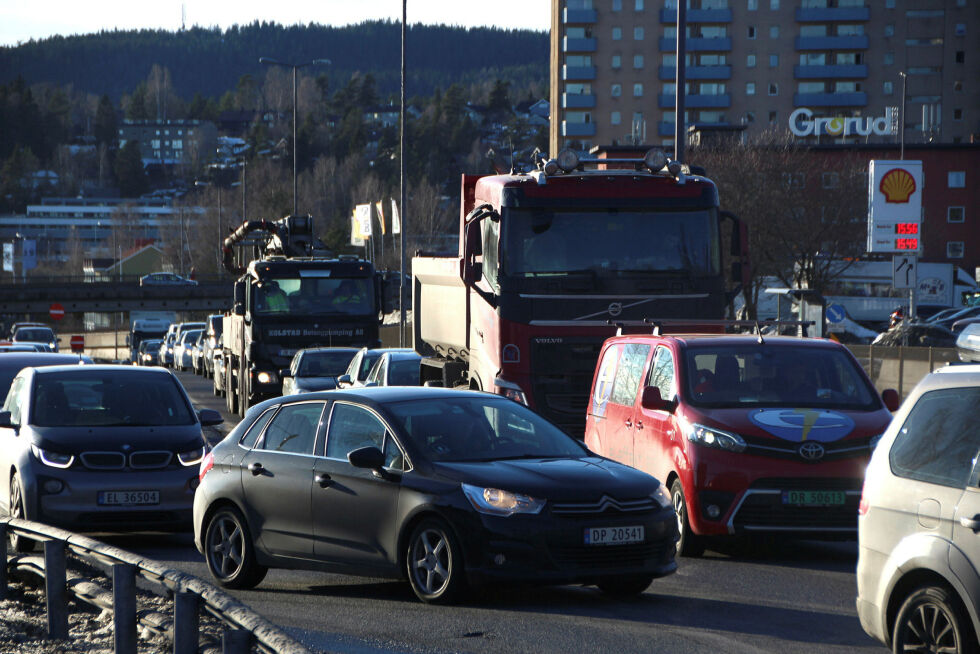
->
(529, 337, 605, 438)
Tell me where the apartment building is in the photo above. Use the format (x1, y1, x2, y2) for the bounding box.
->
(118, 119, 218, 166)
(550, 0, 979, 154)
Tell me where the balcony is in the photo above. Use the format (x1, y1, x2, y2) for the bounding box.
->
(562, 122, 596, 137)
(563, 8, 597, 24)
(659, 8, 733, 23)
(793, 92, 867, 107)
(659, 65, 732, 80)
(659, 93, 731, 109)
(660, 37, 732, 52)
(658, 121, 677, 137)
(562, 93, 596, 109)
(795, 7, 870, 22)
(562, 65, 596, 81)
(794, 64, 868, 79)
(795, 35, 869, 50)
(563, 36, 597, 52)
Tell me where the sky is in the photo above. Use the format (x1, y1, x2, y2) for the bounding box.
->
(0, 0, 551, 47)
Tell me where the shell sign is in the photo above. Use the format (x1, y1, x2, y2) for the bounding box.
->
(867, 160, 923, 254)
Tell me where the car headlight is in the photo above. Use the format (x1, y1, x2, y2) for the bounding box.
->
(255, 371, 278, 384)
(462, 483, 545, 516)
(681, 420, 746, 453)
(177, 446, 206, 466)
(652, 484, 672, 509)
(31, 444, 74, 468)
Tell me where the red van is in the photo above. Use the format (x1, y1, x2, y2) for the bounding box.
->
(584, 333, 899, 555)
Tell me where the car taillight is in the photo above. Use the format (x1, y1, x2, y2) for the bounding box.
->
(858, 481, 869, 516)
(199, 451, 214, 482)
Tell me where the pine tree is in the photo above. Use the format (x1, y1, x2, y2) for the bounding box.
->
(94, 94, 118, 147)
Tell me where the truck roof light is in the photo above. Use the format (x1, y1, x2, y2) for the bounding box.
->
(643, 148, 668, 172)
(556, 149, 579, 172)
(667, 160, 683, 176)
(543, 159, 560, 176)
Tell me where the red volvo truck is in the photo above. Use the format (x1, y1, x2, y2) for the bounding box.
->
(412, 148, 750, 437)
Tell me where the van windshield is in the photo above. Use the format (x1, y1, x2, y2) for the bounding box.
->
(684, 344, 879, 410)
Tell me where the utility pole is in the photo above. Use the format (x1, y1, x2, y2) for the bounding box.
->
(899, 71, 907, 160)
(399, 0, 408, 346)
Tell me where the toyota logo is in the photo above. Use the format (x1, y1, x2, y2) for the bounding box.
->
(798, 441, 825, 461)
(608, 302, 623, 317)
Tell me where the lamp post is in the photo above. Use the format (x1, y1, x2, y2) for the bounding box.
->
(195, 180, 223, 274)
(258, 57, 330, 216)
(898, 71, 907, 160)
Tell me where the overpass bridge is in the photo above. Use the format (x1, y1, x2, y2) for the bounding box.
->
(0, 279, 234, 315)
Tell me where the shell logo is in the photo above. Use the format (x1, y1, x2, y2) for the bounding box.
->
(880, 168, 916, 203)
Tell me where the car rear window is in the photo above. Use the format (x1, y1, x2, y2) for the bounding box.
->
(684, 344, 879, 410)
(299, 351, 357, 377)
(14, 328, 54, 342)
(32, 370, 195, 427)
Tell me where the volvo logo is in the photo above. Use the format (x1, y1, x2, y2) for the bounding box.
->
(608, 302, 623, 317)
(798, 441, 825, 461)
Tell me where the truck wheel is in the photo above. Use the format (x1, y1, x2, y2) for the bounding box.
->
(226, 363, 238, 415)
(238, 364, 249, 418)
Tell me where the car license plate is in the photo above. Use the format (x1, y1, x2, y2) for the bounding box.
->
(584, 525, 644, 546)
(781, 490, 845, 506)
(97, 490, 160, 506)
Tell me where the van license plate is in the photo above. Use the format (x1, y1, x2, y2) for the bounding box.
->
(98, 490, 160, 506)
(781, 490, 845, 506)
(584, 526, 644, 545)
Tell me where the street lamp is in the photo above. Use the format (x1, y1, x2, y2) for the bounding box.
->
(196, 180, 223, 274)
(898, 71, 907, 160)
(258, 56, 330, 216)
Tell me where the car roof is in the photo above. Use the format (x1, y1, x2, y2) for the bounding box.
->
(255, 386, 491, 411)
(32, 363, 173, 375)
(0, 353, 88, 367)
(302, 347, 361, 354)
(384, 350, 423, 361)
(605, 333, 844, 350)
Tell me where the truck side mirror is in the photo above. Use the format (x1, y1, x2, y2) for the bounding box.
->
(463, 262, 483, 285)
(233, 303, 245, 316)
(640, 386, 673, 412)
(233, 280, 245, 305)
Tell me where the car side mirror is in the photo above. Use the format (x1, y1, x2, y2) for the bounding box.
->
(640, 386, 673, 412)
(0, 411, 14, 428)
(348, 446, 385, 470)
(337, 374, 352, 385)
(197, 408, 224, 426)
(881, 388, 900, 412)
(280, 368, 292, 378)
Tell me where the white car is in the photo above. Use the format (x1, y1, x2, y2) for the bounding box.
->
(857, 364, 980, 654)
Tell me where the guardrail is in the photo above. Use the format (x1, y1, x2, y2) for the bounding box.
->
(848, 345, 959, 400)
(1, 517, 313, 654)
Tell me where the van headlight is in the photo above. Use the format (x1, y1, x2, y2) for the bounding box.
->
(681, 420, 747, 453)
(31, 444, 75, 468)
(462, 483, 545, 516)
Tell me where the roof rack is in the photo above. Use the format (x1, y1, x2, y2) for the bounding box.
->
(608, 318, 816, 341)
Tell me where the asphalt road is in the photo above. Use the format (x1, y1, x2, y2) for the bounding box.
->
(105, 368, 890, 654)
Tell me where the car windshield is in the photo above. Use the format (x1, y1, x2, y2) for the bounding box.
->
(32, 369, 195, 427)
(299, 351, 357, 377)
(386, 396, 588, 462)
(254, 276, 374, 316)
(684, 344, 879, 410)
(14, 328, 54, 342)
(501, 208, 721, 278)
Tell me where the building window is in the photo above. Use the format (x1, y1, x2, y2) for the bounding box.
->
(748, 26, 756, 39)
(611, 83, 622, 97)
(634, 26, 644, 40)
(746, 82, 756, 95)
(884, 52, 894, 65)
(633, 83, 644, 97)
(768, 82, 778, 96)
(800, 25, 827, 37)
(949, 171, 966, 188)
(954, 80, 963, 91)
(884, 24, 894, 37)
(955, 51, 965, 63)
(769, 110, 777, 123)
(948, 207, 965, 223)
(770, 0, 779, 8)
(953, 108, 963, 120)
(769, 54, 779, 67)
(612, 0, 622, 10)
(947, 242, 965, 259)
(744, 111, 755, 123)
(747, 54, 757, 67)
(748, 0, 758, 9)
(770, 26, 779, 39)
(612, 27, 622, 40)
(955, 23, 966, 36)
(886, 0, 895, 7)
(822, 172, 840, 189)
(611, 111, 622, 125)
(635, 0, 644, 10)
(612, 55, 622, 69)
(633, 55, 644, 68)
(883, 81, 893, 94)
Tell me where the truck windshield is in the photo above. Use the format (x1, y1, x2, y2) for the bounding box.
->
(501, 208, 720, 277)
(255, 277, 373, 316)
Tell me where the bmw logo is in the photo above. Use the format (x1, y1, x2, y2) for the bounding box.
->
(798, 441, 825, 461)
(608, 302, 622, 317)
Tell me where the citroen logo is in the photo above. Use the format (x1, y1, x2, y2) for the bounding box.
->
(798, 441, 825, 461)
(121, 444, 132, 451)
(608, 302, 623, 317)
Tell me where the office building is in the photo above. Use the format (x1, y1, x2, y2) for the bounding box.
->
(550, 0, 979, 154)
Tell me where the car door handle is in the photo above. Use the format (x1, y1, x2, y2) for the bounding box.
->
(247, 462, 265, 476)
(960, 515, 980, 532)
(625, 419, 633, 428)
(635, 421, 643, 430)
(314, 473, 332, 488)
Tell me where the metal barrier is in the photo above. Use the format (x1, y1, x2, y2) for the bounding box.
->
(1, 517, 313, 654)
(847, 345, 959, 400)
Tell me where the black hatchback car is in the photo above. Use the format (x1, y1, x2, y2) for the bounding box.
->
(194, 387, 678, 603)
